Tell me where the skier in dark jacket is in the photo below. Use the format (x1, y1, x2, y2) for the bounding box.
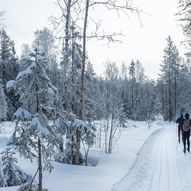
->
(182, 113, 191, 153)
(176, 113, 184, 143)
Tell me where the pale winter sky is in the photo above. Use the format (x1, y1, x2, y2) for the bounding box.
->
(1, 0, 185, 79)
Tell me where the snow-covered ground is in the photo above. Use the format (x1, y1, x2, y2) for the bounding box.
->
(0, 120, 187, 191)
(112, 121, 191, 191)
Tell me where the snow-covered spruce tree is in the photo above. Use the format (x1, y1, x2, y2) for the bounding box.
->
(58, 23, 83, 115)
(0, 29, 19, 120)
(128, 60, 136, 115)
(53, 0, 97, 164)
(84, 61, 96, 120)
(133, 96, 143, 120)
(119, 63, 130, 123)
(56, 23, 96, 165)
(159, 36, 181, 121)
(6, 48, 59, 191)
(143, 82, 157, 127)
(66, 24, 83, 115)
(0, 81, 7, 121)
(132, 60, 148, 120)
(1, 148, 31, 187)
(0, 29, 19, 84)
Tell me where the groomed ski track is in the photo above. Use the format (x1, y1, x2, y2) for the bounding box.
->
(112, 125, 191, 191)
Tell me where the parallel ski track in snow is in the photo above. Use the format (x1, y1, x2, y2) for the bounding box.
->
(112, 125, 191, 191)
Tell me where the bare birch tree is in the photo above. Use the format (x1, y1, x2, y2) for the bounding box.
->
(76, 0, 140, 163)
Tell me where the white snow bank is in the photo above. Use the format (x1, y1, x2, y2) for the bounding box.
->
(111, 122, 188, 191)
(0, 120, 163, 191)
(111, 128, 163, 191)
(42, 121, 159, 191)
(0, 187, 19, 191)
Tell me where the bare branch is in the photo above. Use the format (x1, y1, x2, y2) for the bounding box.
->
(71, 0, 79, 7)
(89, 0, 138, 12)
(86, 32, 123, 43)
(49, 0, 81, 34)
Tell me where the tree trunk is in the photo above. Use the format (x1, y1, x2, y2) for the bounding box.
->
(75, 0, 90, 165)
(38, 139, 42, 191)
(63, 0, 72, 110)
(131, 78, 134, 110)
(105, 119, 109, 153)
(71, 23, 75, 113)
(108, 112, 114, 153)
(99, 121, 102, 148)
(2, 63, 5, 86)
(65, 0, 71, 60)
(1, 36, 6, 86)
(168, 76, 171, 121)
(75, 129, 81, 164)
(174, 75, 176, 120)
(161, 85, 165, 116)
(72, 135, 75, 164)
(79, 0, 90, 119)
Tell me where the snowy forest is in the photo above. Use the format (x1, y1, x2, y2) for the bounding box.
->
(0, 0, 191, 191)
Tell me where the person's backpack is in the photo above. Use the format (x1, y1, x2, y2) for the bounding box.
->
(178, 118, 183, 126)
(183, 119, 190, 132)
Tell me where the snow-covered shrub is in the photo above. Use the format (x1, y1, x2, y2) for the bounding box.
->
(18, 182, 38, 191)
(1, 148, 32, 186)
(82, 121, 96, 165)
(18, 182, 48, 191)
(55, 116, 96, 165)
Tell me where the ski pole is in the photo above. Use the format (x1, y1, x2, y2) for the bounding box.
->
(176, 139, 179, 150)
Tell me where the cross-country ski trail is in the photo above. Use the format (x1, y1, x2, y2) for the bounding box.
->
(112, 125, 191, 191)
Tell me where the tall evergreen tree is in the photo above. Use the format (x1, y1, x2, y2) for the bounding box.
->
(0, 29, 19, 120)
(129, 60, 135, 113)
(0, 29, 19, 85)
(160, 36, 180, 121)
(7, 48, 59, 191)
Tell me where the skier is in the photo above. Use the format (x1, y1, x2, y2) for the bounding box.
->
(176, 113, 184, 143)
(182, 113, 191, 153)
